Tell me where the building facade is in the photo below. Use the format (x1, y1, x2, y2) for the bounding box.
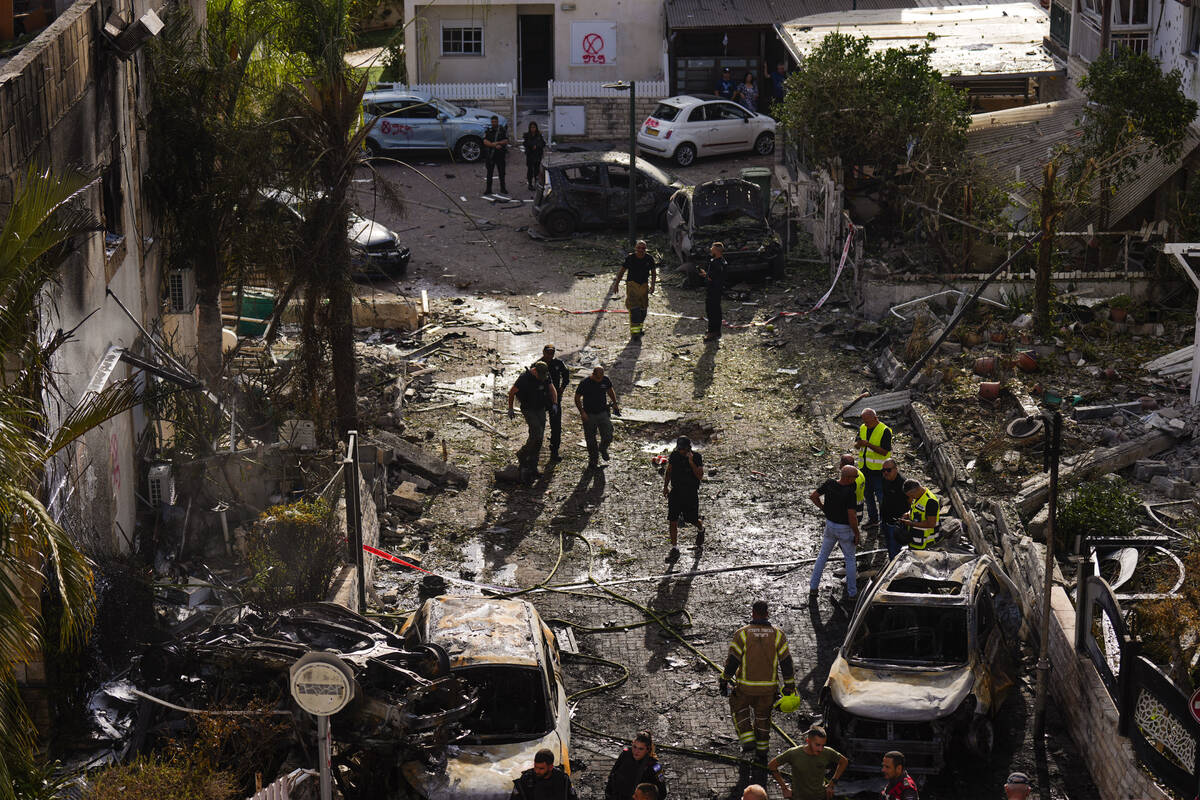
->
(402, 0, 666, 92)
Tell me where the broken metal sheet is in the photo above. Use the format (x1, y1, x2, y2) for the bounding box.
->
(613, 409, 684, 424)
(828, 659, 975, 721)
(1101, 547, 1139, 592)
(419, 596, 540, 669)
(433, 374, 496, 407)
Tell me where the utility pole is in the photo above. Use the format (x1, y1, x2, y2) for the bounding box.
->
(628, 81, 637, 250)
(1034, 410, 1062, 737)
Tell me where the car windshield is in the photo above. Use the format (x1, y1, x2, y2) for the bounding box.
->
(636, 160, 680, 188)
(455, 665, 552, 743)
(694, 183, 763, 226)
(433, 98, 465, 117)
(651, 103, 682, 122)
(846, 604, 969, 666)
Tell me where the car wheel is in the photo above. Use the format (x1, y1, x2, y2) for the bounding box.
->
(543, 210, 576, 237)
(966, 714, 994, 759)
(673, 143, 697, 167)
(365, 139, 382, 159)
(754, 132, 775, 156)
(456, 136, 484, 163)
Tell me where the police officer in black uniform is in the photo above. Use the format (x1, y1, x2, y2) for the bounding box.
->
(484, 115, 510, 196)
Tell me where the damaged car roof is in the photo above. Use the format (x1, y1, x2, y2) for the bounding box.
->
(873, 550, 986, 606)
(545, 151, 681, 185)
(424, 596, 542, 669)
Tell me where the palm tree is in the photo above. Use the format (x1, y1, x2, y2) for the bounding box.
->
(0, 166, 142, 799)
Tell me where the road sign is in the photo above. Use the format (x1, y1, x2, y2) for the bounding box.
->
(1189, 686, 1200, 725)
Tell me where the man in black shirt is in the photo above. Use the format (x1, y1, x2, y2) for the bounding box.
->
(880, 459, 908, 559)
(611, 240, 657, 337)
(507, 361, 557, 484)
(698, 242, 726, 341)
(539, 344, 570, 462)
(574, 365, 620, 471)
(663, 436, 705, 554)
(510, 748, 579, 800)
(808, 465, 862, 600)
(483, 116, 510, 196)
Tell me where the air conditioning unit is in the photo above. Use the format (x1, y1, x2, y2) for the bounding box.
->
(167, 268, 195, 313)
(147, 464, 176, 507)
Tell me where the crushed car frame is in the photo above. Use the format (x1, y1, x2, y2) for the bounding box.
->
(666, 178, 783, 277)
(820, 550, 1023, 775)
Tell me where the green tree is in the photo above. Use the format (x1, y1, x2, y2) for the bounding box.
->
(144, 0, 279, 386)
(778, 33, 972, 194)
(0, 167, 143, 800)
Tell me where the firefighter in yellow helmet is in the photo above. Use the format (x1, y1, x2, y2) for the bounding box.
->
(899, 479, 940, 550)
(719, 601, 798, 765)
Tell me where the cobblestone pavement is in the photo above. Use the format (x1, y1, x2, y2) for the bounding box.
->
(357, 147, 1101, 800)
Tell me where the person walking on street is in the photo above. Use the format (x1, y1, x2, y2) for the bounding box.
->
(839, 453, 866, 519)
(1003, 772, 1033, 800)
(510, 748, 579, 800)
(539, 344, 570, 462)
(605, 731, 667, 800)
(720, 600, 798, 763)
(767, 726, 848, 800)
(855, 408, 893, 527)
(880, 459, 908, 559)
(716, 67, 736, 99)
(880, 751, 918, 800)
(523, 121, 546, 192)
(483, 116, 510, 196)
(698, 242, 726, 342)
(899, 479, 940, 550)
(612, 240, 657, 337)
(507, 361, 557, 485)
(664, 436, 704, 555)
(575, 365, 620, 471)
(809, 465, 862, 601)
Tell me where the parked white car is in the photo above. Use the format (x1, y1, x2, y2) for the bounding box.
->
(398, 596, 571, 800)
(636, 94, 776, 167)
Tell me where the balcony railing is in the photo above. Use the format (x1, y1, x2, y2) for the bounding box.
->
(1074, 14, 1151, 62)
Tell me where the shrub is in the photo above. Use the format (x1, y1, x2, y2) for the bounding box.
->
(246, 497, 343, 607)
(83, 756, 235, 800)
(1055, 477, 1141, 551)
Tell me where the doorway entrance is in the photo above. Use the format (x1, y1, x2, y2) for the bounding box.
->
(519, 15, 553, 94)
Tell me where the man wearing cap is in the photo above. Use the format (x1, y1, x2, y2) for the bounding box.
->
(715, 67, 736, 99)
(507, 361, 558, 484)
(538, 344, 570, 462)
(663, 436, 704, 554)
(1004, 772, 1032, 800)
(611, 240, 657, 338)
(575, 365, 620, 471)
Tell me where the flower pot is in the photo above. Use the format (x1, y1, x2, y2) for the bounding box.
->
(990, 331, 1007, 343)
(1017, 350, 1039, 372)
(1109, 307, 1128, 322)
(979, 381, 1002, 400)
(974, 356, 996, 376)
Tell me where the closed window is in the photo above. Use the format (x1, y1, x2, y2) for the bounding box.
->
(441, 23, 483, 55)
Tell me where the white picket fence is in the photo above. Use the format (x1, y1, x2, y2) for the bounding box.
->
(245, 769, 318, 800)
(548, 79, 669, 99)
(370, 81, 517, 122)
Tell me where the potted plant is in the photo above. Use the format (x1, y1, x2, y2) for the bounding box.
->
(1108, 294, 1133, 322)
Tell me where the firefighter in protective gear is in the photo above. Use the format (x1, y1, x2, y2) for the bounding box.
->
(899, 479, 940, 550)
(719, 600, 796, 761)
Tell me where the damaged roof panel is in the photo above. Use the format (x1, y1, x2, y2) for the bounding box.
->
(425, 596, 541, 668)
(777, 3, 1061, 79)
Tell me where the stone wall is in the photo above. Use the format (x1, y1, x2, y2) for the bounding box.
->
(906, 402, 1170, 800)
(554, 96, 658, 143)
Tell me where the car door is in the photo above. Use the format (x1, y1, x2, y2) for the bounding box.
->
(605, 164, 657, 226)
(705, 101, 754, 153)
(560, 164, 607, 226)
(394, 100, 444, 147)
(684, 104, 712, 152)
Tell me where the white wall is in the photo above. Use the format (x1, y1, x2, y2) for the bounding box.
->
(1149, 1, 1200, 113)
(404, 0, 665, 88)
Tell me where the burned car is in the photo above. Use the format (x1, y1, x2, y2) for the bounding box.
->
(821, 550, 1023, 775)
(534, 151, 684, 237)
(398, 596, 570, 800)
(666, 179, 783, 276)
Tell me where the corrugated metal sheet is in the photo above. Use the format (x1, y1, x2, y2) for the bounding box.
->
(667, 0, 996, 28)
(777, 3, 1059, 78)
(968, 101, 1200, 227)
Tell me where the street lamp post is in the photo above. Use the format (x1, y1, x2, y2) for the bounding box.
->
(603, 80, 637, 250)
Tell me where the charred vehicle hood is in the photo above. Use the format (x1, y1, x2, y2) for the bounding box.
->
(827, 654, 975, 721)
(402, 732, 563, 800)
(348, 215, 397, 248)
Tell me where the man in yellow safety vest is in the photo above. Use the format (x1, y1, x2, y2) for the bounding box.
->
(855, 408, 892, 528)
(720, 601, 798, 764)
(899, 479, 940, 550)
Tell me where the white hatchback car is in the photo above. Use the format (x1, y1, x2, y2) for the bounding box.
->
(398, 596, 571, 800)
(636, 94, 776, 167)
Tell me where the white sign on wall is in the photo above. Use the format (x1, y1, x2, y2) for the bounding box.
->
(570, 21, 616, 66)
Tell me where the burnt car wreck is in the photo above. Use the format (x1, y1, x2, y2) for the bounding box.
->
(666, 178, 783, 276)
(127, 603, 478, 797)
(821, 551, 1024, 775)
